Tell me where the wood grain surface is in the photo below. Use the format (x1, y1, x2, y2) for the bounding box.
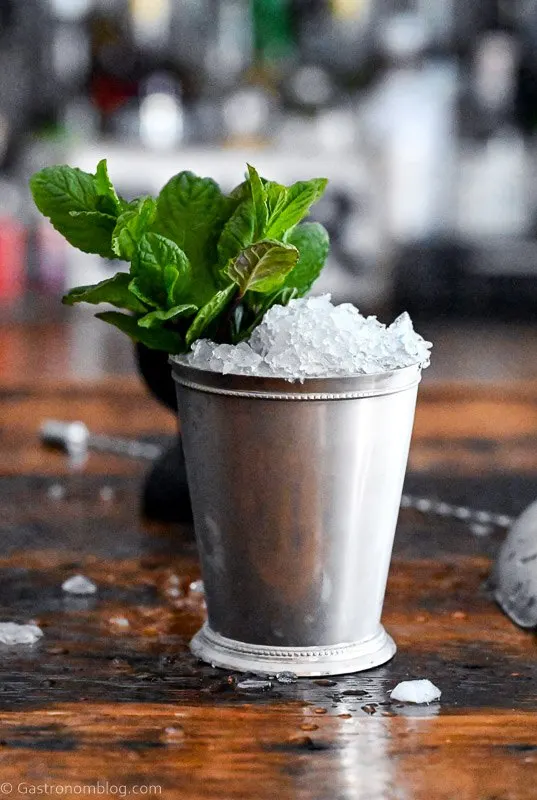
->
(1, 316, 537, 799)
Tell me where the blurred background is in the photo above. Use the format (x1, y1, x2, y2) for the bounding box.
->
(2, 0, 537, 382)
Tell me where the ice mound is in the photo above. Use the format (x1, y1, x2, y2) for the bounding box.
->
(186, 295, 431, 379)
(390, 679, 441, 704)
(62, 574, 97, 595)
(0, 622, 44, 645)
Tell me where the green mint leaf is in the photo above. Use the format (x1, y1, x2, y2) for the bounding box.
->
(163, 264, 189, 308)
(226, 240, 299, 295)
(247, 164, 268, 238)
(94, 159, 123, 215)
(30, 166, 118, 258)
(68, 210, 115, 218)
(138, 304, 197, 329)
(229, 179, 249, 202)
(96, 311, 184, 354)
(131, 232, 191, 309)
(66, 209, 117, 253)
(62, 272, 147, 313)
(278, 286, 300, 305)
(283, 222, 330, 294)
(128, 278, 156, 309)
(112, 197, 157, 260)
(217, 199, 256, 267)
(185, 283, 237, 346)
(265, 177, 328, 239)
(154, 172, 230, 302)
(217, 169, 286, 269)
(264, 181, 288, 219)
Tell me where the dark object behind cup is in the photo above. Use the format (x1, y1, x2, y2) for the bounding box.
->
(135, 343, 193, 524)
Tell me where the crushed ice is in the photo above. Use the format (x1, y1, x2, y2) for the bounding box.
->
(0, 622, 44, 645)
(184, 295, 432, 379)
(276, 671, 298, 684)
(390, 679, 441, 704)
(62, 574, 97, 595)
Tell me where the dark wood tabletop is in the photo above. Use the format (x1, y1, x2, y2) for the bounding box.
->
(1, 311, 537, 799)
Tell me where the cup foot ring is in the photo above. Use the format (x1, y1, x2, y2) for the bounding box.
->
(190, 623, 396, 676)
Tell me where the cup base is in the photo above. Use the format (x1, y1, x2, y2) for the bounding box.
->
(190, 623, 396, 676)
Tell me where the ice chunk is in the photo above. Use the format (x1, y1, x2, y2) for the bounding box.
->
(109, 615, 130, 628)
(47, 483, 66, 500)
(183, 295, 432, 379)
(62, 574, 97, 595)
(163, 725, 184, 742)
(390, 679, 441, 704)
(188, 339, 216, 369)
(276, 671, 298, 684)
(189, 340, 263, 375)
(236, 678, 273, 691)
(0, 622, 44, 645)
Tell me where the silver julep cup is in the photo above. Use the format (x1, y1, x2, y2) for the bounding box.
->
(170, 359, 422, 676)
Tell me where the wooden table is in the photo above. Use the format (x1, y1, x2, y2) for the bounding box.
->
(1, 316, 537, 799)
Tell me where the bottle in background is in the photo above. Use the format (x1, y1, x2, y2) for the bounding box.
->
(0, 180, 27, 305)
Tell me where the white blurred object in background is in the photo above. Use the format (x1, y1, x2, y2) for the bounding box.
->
(139, 73, 184, 151)
(473, 31, 519, 116)
(458, 31, 529, 242)
(369, 14, 458, 243)
(130, 0, 172, 49)
(458, 132, 530, 240)
(47, 0, 93, 21)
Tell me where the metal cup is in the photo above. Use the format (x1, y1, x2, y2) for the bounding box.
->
(170, 359, 421, 676)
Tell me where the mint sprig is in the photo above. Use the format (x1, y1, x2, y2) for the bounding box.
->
(30, 160, 329, 354)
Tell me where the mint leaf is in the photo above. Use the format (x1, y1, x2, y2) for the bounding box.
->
(62, 272, 146, 313)
(265, 177, 328, 239)
(127, 278, 156, 309)
(264, 181, 288, 219)
(226, 240, 299, 295)
(112, 197, 157, 260)
(96, 311, 184, 353)
(95, 159, 123, 215)
(67, 210, 117, 253)
(30, 165, 118, 258)
(284, 222, 329, 294)
(185, 284, 236, 346)
(154, 172, 230, 302)
(138, 304, 197, 329)
(217, 199, 256, 267)
(276, 286, 300, 305)
(247, 164, 268, 238)
(163, 264, 189, 307)
(229, 180, 249, 202)
(131, 232, 191, 309)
